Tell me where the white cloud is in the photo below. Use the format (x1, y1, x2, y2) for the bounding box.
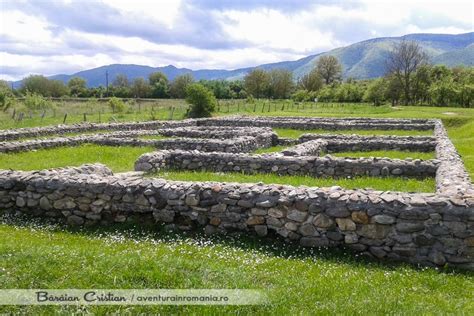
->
(219, 8, 341, 54)
(0, 10, 56, 44)
(0, 0, 472, 80)
(101, 0, 182, 28)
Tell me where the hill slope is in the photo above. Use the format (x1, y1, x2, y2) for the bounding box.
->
(12, 32, 474, 87)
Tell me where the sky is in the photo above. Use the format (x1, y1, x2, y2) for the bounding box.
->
(0, 0, 473, 81)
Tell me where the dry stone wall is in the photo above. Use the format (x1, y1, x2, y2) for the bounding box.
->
(135, 150, 438, 178)
(1, 164, 472, 270)
(199, 116, 436, 130)
(434, 121, 474, 196)
(0, 120, 196, 141)
(281, 140, 328, 156)
(299, 134, 437, 153)
(0, 131, 276, 154)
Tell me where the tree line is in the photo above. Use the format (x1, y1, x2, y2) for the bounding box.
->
(0, 72, 245, 100)
(242, 42, 473, 108)
(1, 41, 473, 108)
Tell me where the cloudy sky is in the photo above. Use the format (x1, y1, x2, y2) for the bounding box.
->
(0, 0, 473, 80)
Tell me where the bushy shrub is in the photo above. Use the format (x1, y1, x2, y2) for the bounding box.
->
(364, 79, 386, 106)
(0, 85, 15, 112)
(185, 83, 216, 118)
(108, 97, 126, 113)
(291, 89, 319, 102)
(24, 92, 54, 110)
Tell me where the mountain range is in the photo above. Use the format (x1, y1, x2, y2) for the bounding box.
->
(12, 32, 474, 88)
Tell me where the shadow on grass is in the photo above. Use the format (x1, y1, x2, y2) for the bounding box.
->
(1, 213, 470, 276)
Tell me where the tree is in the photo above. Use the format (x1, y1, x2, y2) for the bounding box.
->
(48, 80, 69, 97)
(148, 72, 169, 98)
(451, 67, 474, 107)
(20, 75, 68, 97)
(364, 78, 386, 106)
(268, 69, 294, 99)
(111, 74, 131, 97)
(316, 55, 342, 84)
(24, 92, 54, 110)
(385, 75, 404, 106)
(199, 80, 232, 99)
(68, 77, 87, 97)
(334, 83, 364, 102)
(0, 80, 14, 112)
(108, 97, 126, 113)
(411, 65, 432, 104)
(244, 69, 270, 98)
(131, 77, 151, 98)
(113, 74, 129, 88)
(20, 75, 50, 96)
(169, 74, 194, 98)
(298, 68, 324, 92)
(185, 83, 216, 118)
(385, 40, 429, 105)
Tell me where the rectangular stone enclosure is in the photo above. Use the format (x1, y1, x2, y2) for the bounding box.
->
(0, 116, 473, 269)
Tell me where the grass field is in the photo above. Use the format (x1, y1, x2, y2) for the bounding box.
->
(1, 217, 473, 315)
(1, 100, 473, 314)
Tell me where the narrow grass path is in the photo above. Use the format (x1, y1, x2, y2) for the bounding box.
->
(153, 171, 435, 192)
(0, 220, 472, 314)
(253, 146, 435, 160)
(0, 144, 154, 173)
(138, 135, 172, 140)
(332, 150, 435, 160)
(253, 145, 288, 154)
(274, 128, 433, 138)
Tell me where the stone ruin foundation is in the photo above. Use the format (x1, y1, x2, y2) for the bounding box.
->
(0, 116, 473, 269)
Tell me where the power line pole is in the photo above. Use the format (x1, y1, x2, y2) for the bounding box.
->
(105, 70, 109, 97)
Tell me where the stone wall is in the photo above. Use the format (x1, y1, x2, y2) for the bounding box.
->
(281, 140, 328, 156)
(199, 116, 436, 131)
(299, 134, 436, 153)
(135, 150, 438, 178)
(0, 120, 196, 141)
(434, 121, 474, 196)
(0, 132, 276, 154)
(1, 164, 472, 270)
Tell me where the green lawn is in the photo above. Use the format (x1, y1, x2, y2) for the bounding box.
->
(0, 219, 472, 314)
(332, 150, 435, 160)
(253, 146, 436, 160)
(138, 135, 172, 140)
(0, 144, 154, 173)
(275, 128, 433, 138)
(253, 145, 289, 154)
(153, 171, 435, 192)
